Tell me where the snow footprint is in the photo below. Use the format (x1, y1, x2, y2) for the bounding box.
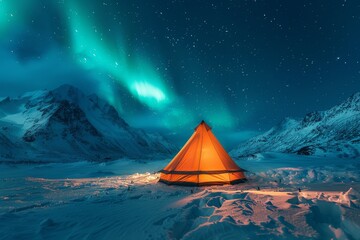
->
(206, 196, 224, 208)
(265, 200, 278, 212)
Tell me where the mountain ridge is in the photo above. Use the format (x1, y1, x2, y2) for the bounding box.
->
(0, 84, 176, 162)
(230, 92, 360, 158)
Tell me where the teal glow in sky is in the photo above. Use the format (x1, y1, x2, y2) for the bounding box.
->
(66, 1, 172, 110)
(1, 0, 360, 147)
(62, 1, 238, 131)
(0, 1, 23, 34)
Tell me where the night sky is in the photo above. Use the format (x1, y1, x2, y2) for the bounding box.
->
(1, 0, 360, 148)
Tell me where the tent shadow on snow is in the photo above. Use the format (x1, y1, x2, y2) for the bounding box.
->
(159, 120, 247, 186)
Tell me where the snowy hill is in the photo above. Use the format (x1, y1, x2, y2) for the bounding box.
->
(0, 85, 176, 162)
(231, 93, 360, 158)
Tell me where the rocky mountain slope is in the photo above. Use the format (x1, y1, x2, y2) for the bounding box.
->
(0, 85, 176, 162)
(231, 93, 360, 158)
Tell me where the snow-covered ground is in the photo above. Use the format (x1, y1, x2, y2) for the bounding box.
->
(1, 154, 359, 240)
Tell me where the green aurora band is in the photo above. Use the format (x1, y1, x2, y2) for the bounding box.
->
(0, 0, 238, 129)
(66, 1, 173, 110)
(0, 0, 28, 34)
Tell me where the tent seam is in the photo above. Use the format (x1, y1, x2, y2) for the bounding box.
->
(197, 124, 204, 183)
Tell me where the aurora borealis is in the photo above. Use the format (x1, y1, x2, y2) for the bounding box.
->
(67, 1, 173, 110)
(1, 0, 360, 147)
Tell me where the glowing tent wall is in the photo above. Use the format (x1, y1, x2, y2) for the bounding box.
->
(159, 121, 246, 186)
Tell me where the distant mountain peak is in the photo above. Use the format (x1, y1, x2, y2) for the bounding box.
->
(231, 92, 360, 158)
(0, 84, 176, 162)
(49, 84, 86, 103)
(348, 92, 360, 101)
(343, 92, 360, 109)
(0, 96, 11, 104)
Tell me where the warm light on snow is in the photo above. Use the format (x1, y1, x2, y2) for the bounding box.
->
(1, 155, 359, 239)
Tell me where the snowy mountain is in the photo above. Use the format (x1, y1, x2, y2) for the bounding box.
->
(231, 92, 360, 158)
(0, 85, 176, 162)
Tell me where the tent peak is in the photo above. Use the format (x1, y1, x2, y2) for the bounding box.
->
(200, 120, 207, 125)
(195, 120, 211, 131)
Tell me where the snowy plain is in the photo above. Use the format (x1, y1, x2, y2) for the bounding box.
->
(0, 154, 359, 240)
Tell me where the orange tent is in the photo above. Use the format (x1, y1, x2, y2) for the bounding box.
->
(159, 120, 246, 186)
